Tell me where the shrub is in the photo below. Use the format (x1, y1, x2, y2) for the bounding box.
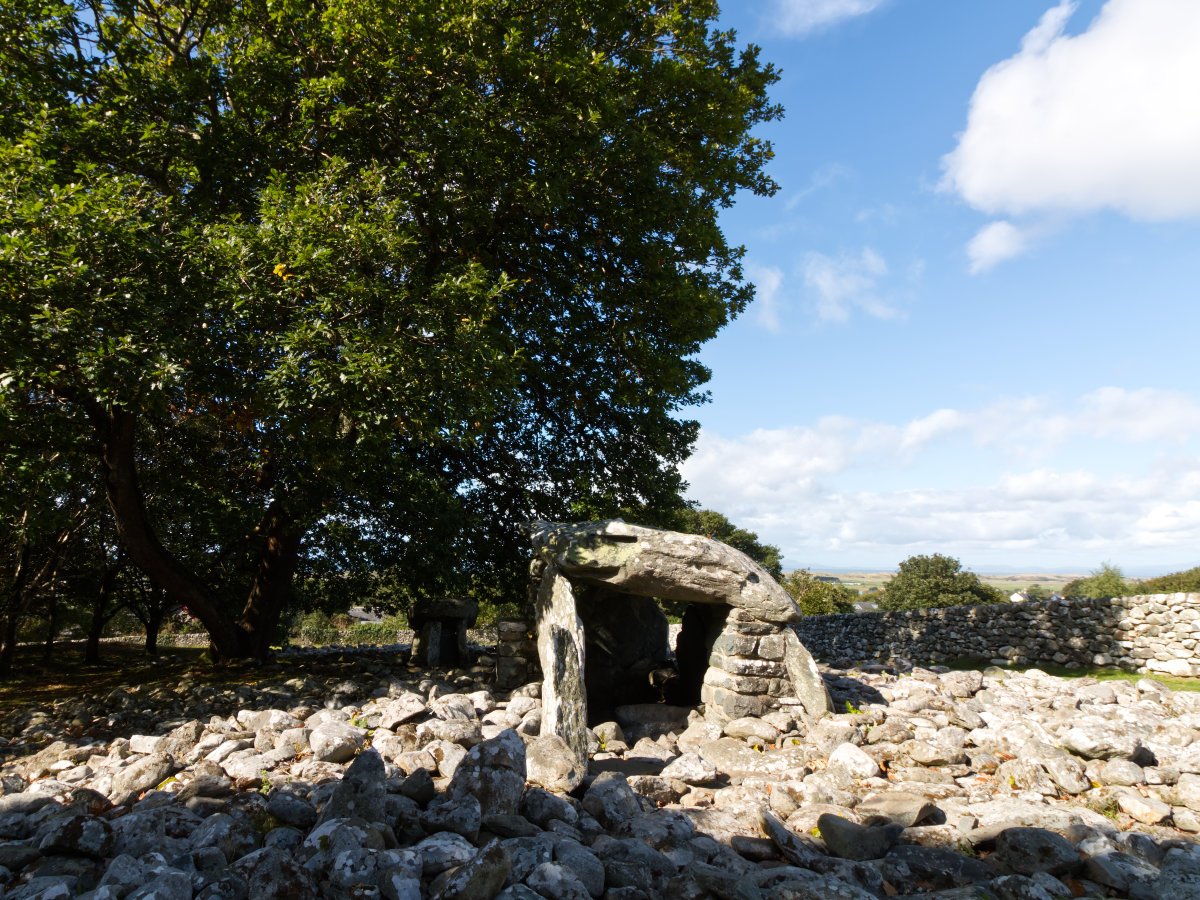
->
(292, 611, 338, 646)
(1062, 563, 1134, 599)
(1140, 566, 1200, 594)
(344, 615, 408, 645)
(782, 570, 857, 615)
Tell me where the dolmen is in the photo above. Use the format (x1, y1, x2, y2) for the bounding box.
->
(410, 597, 478, 668)
(529, 520, 831, 765)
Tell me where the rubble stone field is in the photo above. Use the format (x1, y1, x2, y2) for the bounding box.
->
(2, 647, 1200, 899)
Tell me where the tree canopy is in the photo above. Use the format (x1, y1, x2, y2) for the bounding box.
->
(0, 0, 781, 660)
(879, 554, 1003, 611)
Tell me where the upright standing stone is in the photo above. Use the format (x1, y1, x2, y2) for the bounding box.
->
(784, 627, 833, 719)
(420, 621, 443, 667)
(535, 565, 589, 766)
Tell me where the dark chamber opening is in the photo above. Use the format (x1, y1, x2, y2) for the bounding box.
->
(574, 587, 731, 724)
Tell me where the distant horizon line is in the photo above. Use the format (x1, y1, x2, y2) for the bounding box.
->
(795, 562, 1198, 578)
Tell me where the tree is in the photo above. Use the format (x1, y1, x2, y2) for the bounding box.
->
(0, 396, 98, 675)
(1, 0, 780, 659)
(781, 570, 856, 616)
(1062, 563, 1134, 600)
(879, 554, 1004, 611)
(1024, 584, 1049, 602)
(670, 509, 783, 580)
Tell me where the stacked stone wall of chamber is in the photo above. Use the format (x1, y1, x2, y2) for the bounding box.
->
(495, 619, 539, 690)
(792, 592, 1200, 676)
(701, 607, 802, 720)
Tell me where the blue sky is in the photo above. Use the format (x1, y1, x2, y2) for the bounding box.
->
(680, 0, 1200, 575)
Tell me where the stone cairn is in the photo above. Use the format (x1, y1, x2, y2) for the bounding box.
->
(528, 520, 831, 766)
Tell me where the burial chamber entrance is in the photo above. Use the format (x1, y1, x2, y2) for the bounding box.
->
(529, 520, 832, 765)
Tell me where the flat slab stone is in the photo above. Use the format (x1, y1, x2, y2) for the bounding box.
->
(531, 520, 803, 625)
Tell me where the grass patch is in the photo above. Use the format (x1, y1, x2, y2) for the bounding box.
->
(943, 657, 1200, 692)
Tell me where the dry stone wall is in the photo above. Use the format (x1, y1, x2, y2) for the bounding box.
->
(793, 592, 1200, 676)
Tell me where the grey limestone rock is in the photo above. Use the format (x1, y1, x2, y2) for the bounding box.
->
(1083, 850, 1160, 895)
(658, 751, 719, 786)
(553, 840, 605, 898)
(1060, 725, 1144, 761)
(429, 840, 511, 900)
(109, 755, 176, 806)
(759, 808, 824, 867)
(783, 627, 834, 720)
(992, 827, 1080, 876)
(447, 729, 527, 819)
(420, 795, 481, 842)
(722, 717, 780, 743)
(815, 813, 903, 861)
(1041, 754, 1090, 795)
(414, 831, 478, 877)
(126, 869, 192, 900)
(495, 887, 543, 900)
(854, 791, 940, 827)
(531, 520, 802, 624)
(520, 787, 578, 829)
(591, 835, 677, 894)
(307, 722, 364, 763)
(377, 693, 427, 730)
(189, 811, 261, 864)
(882, 843, 997, 889)
(266, 790, 317, 829)
(315, 748, 386, 826)
(525, 861, 591, 900)
(581, 772, 641, 831)
(1147, 847, 1200, 900)
(230, 846, 317, 899)
(827, 742, 881, 779)
(525, 734, 585, 793)
(37, 814, 113, 860)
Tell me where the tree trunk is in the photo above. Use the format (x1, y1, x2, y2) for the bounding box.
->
(145, 593, 165, 657)
(90, 406, 244, 660)
(41, 592, 57, 664)
(0, 528, 31, 678)
(84, 565, 122, 665)
(0, 608, 19, 678)
(84, 602, 105, 665)
(237, 499, 301, 659)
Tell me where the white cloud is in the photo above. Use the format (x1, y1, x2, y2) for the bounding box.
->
(785, 164, 851, 210)
(1079, 387, 1200, 441)
(746, 263, 785, 331)
(772, 0, 887, 36)
(803, 248, 900, 322)
(943, 0, 1200, 267)
(967, 221, 1030, 273)
(899, 409, 967, 453)
(682, 387, 1200, 568)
